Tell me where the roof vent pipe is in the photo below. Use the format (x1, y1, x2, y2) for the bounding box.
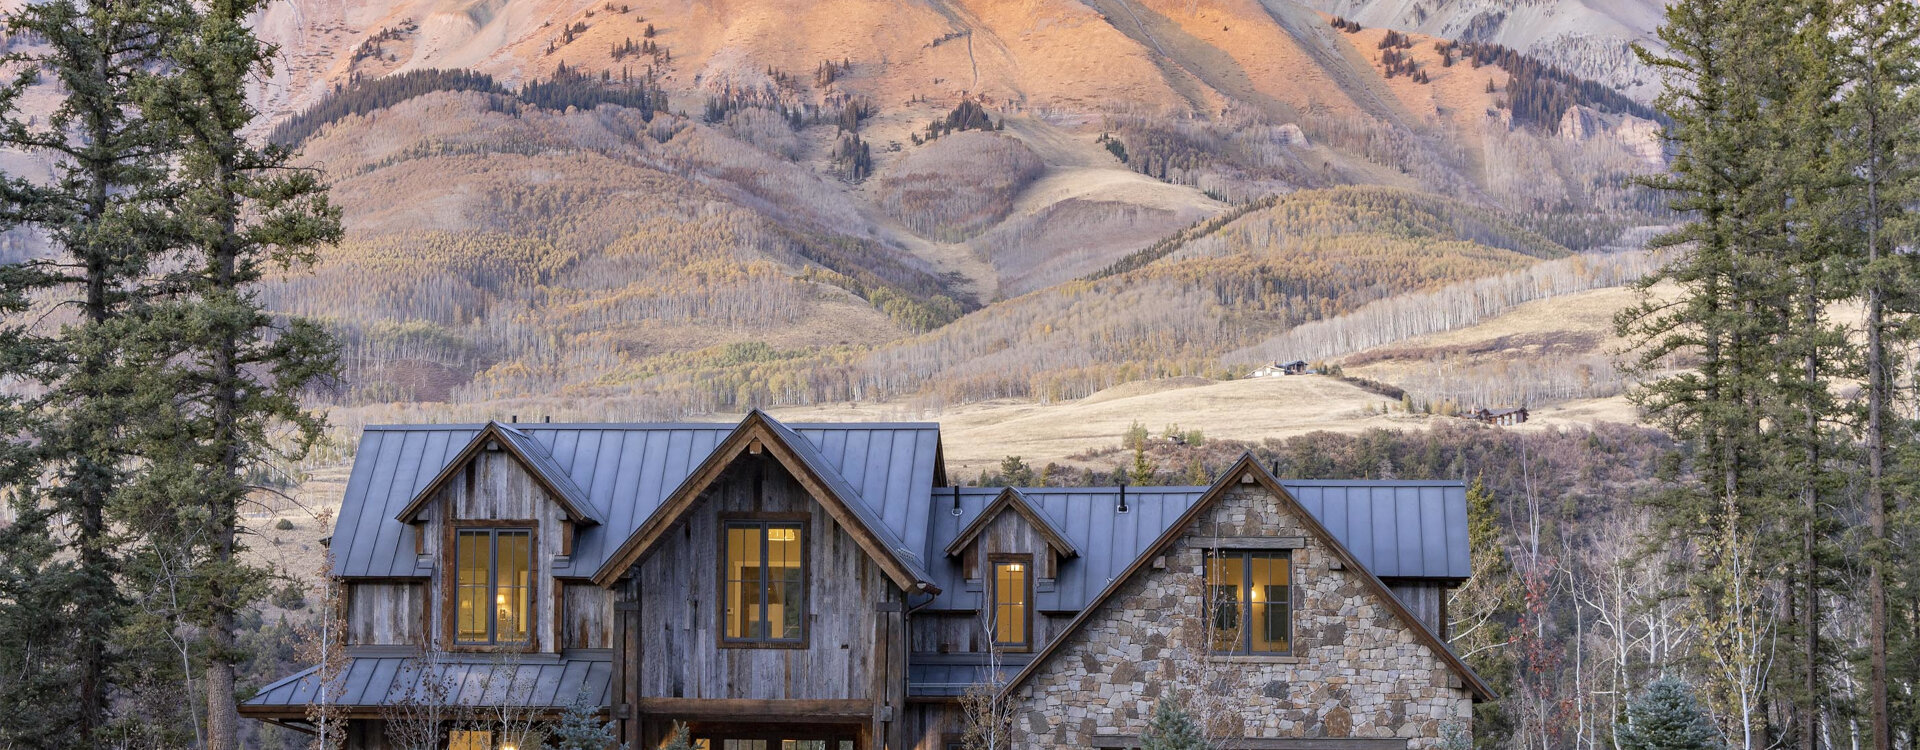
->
(510, 415, 518, 423)
(1271, 460, 1280, 477)
(1117, 481, 1129, 514)
(951, 485, 962, 516)
(544, 415, 552, 423)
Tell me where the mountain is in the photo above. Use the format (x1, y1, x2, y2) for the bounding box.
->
(1297, 0, 1669, 102)
(8, 0, 1677, 425)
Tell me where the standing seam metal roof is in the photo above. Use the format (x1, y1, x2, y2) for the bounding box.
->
(332, 421, 941, 579)
(241, 654, 612, 712)
(331, 421, 1465, 587)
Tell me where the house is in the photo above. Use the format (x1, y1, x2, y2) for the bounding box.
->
(1470, 407, 1528, 426)
(1248, 360, 1311, 378)
(242, 412, 1490, 749)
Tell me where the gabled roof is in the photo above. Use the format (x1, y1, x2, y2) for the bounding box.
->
(589, 411, 939, 592)
(393, 421, 603, 526)
(942, 487, 1079, 559)
(996, 455, 1496, 702)
(330, 420, 942, 579)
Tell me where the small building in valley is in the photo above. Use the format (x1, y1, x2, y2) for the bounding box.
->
(1472, 407, 1529, 426)
(1249, 360, 1311, 378)
(241, 412, 1491, 749)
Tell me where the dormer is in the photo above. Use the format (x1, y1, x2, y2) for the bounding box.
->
(391, 421, 603, 651)
(943, 488, 1078, 650)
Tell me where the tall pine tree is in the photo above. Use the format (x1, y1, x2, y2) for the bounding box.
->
(124, 0, 342, 743)
(0, 0, 179, 742)
(1833, 3, 1920, 747)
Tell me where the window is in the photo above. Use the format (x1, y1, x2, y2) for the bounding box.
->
(723, 521, 805, 643)
(448, 729, 538, 750)
(1204, 551, 1291, 654)
(455, 529, 533, 645)
(991, 557, 1030, 648)
(449, 730, 491, 750)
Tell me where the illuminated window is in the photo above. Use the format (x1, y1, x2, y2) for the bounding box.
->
(724, 521, 805, 643)
(1205, 551, 1291, 654)
(455, 529, 532, 645)
(992, 558, 1030, 648)
(449, 730, 492, 750)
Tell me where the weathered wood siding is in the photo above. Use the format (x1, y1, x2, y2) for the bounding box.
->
(959, 511, 1057, 582)
(346, 582, 425, 645)
(563, 582, 613, 649)
(418, 449, 571, 652)
(345, 719, 391, 750)
(910, 612, 1071, 655)
(903, 703, 964, 750)
(631, 453, 900, 701)
(1386, 580, 1448, 638)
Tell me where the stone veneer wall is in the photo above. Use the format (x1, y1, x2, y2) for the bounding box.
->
(1007, 483, 1473, 749)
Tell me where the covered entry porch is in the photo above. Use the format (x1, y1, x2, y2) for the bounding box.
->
(633, 699, 882, 750)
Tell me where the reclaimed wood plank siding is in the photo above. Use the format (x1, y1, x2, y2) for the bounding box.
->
(903, 703, 964, 750)
(909, 612, 1071, 654)
(961, 511, 1057, 581)
(631, 453, 897, 702)
(1386, 581, 1448, 638)
(563, 583, 614, 649)
(420, 449, 571, 652)
(347, 582, 425, 645)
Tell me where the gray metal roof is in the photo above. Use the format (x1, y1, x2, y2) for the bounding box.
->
(1281, 480, 1470, 579)
(332, 421, 941, 579)
(242, 653, 611, 711)
(923, 479, 1469, 611)
(762, 416, 935, 583)
(496, 424, 602, 525)
(330, 418, 1464, 590)
(925, 487, 1208, 612)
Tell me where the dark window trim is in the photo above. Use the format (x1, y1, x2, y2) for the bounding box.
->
(989, 553, 1034, 652)
(718, 514, 810, 649)
(447, 523, 538, 650)
(1204, 549, 1294, 656)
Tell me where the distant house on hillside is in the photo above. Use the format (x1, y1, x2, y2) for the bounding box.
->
(1472, 406, 1529, 426)
(1249, 360, 1310, 378)
(240, 412, 1491, 749)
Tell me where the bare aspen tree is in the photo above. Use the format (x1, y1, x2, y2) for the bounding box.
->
(478, 649, 548, 748)
(960, 601, 1013, 750)
(384, 649, 459, 750)
(296, 519, 350, 750)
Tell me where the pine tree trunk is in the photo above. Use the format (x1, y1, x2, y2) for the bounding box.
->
(1865, 172, 1890, 750)
(203, 165, 243, 750)
(73, 73, 118, 745)
(1802, 311, 1818, 750)
(1862, 35, 1891, 750)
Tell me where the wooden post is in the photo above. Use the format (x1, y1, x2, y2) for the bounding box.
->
(872, 595, 907, 750)
(875, 598, 894, 750)
(617, 576, 643, 748)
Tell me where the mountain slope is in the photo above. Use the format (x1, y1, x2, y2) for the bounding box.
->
(226, 0, 1677, 419)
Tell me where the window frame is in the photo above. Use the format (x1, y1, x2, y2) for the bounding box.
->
(443, 521, 538, 652)
(988, 553, 1034, 652)
(1202, 549, 1294, 656)
(717, 513, 810, 649)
